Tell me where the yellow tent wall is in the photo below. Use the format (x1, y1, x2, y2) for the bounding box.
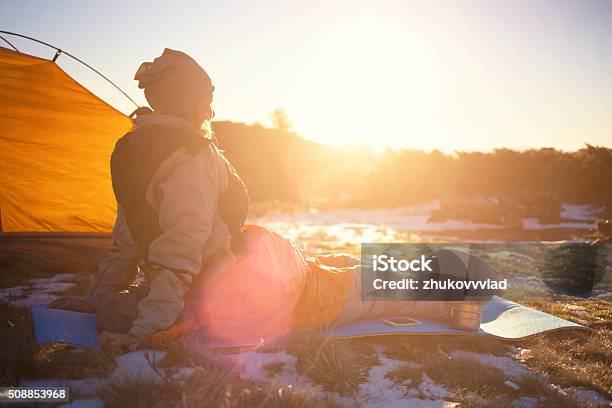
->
(0, 46, 133, 232)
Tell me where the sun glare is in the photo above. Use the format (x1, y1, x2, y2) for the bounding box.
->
(263, 3, 611, 153)
(284, 7, 488, 152)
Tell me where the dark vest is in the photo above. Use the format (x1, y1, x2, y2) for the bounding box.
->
(110, 124, 248, 260)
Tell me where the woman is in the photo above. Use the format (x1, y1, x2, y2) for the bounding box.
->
(51, 48, 248, 351)
(51, 49, 493, 351)
(186, 235, 494, 346)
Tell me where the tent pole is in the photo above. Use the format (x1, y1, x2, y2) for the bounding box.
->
(0, 30, 140, 109)
(0, 34, 18, 51)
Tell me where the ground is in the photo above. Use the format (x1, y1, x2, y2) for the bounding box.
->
(0, 205, 610, 407)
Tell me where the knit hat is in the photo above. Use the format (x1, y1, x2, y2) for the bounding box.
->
(134, 48, 214, 119)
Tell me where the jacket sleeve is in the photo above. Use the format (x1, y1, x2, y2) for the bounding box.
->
(85, 205, 140, 308)
(128, 148, 225, 338)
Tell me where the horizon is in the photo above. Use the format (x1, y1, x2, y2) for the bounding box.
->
(1, 0, 611, 153)
(215, 118, 608, 154)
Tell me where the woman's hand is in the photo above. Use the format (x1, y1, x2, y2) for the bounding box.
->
(47, 296, 96, 313)
(99, 331, 140, 352)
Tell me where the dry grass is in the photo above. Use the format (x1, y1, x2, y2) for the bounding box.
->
(523, 298, 612, 331)
(286, 333, 377, 395)
(386, 355, 594, 407)
(97, 336, 342, 407)
(373, 308, 611, 405)
(0, 258, 52, 288)
(425, 354, 508, 399)
(32, 344, 116, 379)
(263, 362, 286, 376)
(96, 375, 163, 408)
(511, 297, 612, 400)
(519, 331, 611, 399)
(385, 363, 424, 387)
(179, 366, 340, 408)
(0, 301, 116, 386)
(1, 245, 610, 406)
(0, 265, 114, 385)
(382, 334, 510, 363)
(98, 365, 341, 408)
(63, 268, 96, 296)
(0, 302, 38, 385)
(512, 374, 600, 408)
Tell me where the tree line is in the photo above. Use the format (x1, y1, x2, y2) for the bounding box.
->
(214, 121, 612, 217)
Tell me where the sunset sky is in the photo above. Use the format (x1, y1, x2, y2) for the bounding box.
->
(1, 0, 611, 152)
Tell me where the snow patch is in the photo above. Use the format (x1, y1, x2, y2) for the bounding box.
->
(111, 350, 167, 381)
(11, 293, 61, 307)
(419, 374, 452, 400)
(564, 387, 611, 406)
(34, 282, 76, 293)
(514, 396, 539, 408)
(522, 218, 593, 230)
(222, 350, 329, 402)
(352, 354, 453, 408)
(223, 351, 297, 383)
(0, 275, 76, 307)
(561, 204, 603, 222)
(30, 273, 78, 285)
(223, 350, 456, 408)
(356, 354, 406, 407)
(0, 285, 27, 300)
(488, 251, 533, 261)
(254, 203, 599, 240)
(380, 398, 457, 407)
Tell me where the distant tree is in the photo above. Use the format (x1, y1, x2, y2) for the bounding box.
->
(270, 109, 292, 132)
(213, 120, 612, 212)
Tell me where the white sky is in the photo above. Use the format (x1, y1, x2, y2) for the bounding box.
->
(1, 0, 611, 152)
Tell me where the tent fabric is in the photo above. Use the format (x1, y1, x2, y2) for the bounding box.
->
(0, 46, 133, 232)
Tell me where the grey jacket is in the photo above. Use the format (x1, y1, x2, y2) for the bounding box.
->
(86, 113, 235, 338)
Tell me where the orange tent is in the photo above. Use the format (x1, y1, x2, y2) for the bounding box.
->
(0, 46, 133, 233)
